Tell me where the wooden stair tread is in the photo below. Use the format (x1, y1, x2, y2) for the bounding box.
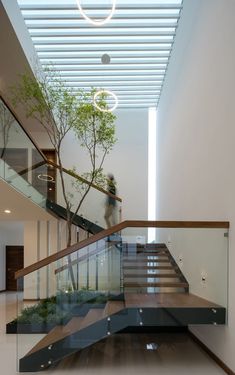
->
(122, 255, 169, 261)
(124, 281, 188, 288)
(26, 317, 83, 356)
(123, 259, 171, 263)
(123, 265, 176, 270)
(123, 273, 180, 278)
(124, 292, 222, 308)
(123, 251, 168, 257)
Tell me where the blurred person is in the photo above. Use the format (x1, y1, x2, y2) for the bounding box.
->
(104, 173, 117, 228)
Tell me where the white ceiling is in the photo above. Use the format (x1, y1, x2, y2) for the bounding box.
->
(16, 0, 183, 109)
(0, 178, 53, 221)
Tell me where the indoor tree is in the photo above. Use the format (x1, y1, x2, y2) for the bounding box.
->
(11, 67, 117, 288)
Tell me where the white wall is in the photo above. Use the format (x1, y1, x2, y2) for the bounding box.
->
(157, 0, 235, 371)
(32, 108, 149, 224)
(0, 222, 24, 290)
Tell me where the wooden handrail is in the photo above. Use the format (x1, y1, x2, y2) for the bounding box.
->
(47, 160, 122, 203)
(15, 220, 229, 279)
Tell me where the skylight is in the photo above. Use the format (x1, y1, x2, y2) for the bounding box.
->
(17, 0, 183, 109)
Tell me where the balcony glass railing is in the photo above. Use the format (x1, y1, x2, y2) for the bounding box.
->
(14, 221, 228, 372)
(0, 97, 122, 230)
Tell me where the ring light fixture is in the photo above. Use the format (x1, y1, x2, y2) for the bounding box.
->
(37, 174, 55, 182)
(93, 90, 118, 112)
(76, 0, 116, 26)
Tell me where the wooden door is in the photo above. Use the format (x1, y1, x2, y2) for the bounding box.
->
(6, 246, 24, 291)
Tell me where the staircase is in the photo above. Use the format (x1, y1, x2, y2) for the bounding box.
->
(46, 199, 104, 235)
(18, 242, 226, 372)
(122, 243, 189, 292)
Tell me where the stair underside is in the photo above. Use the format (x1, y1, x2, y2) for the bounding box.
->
(26, 301, 125, 357)
(19, 293, 226, 372)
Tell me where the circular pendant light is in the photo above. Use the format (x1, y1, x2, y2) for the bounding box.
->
(76, 0, 116, 26)
(37, 174, 55, 182)
(93, 90, 118, 112)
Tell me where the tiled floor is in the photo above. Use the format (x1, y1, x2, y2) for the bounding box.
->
(0, 292, 227, 375)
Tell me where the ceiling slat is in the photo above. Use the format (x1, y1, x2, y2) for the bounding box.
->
(17, 0, 183, 108)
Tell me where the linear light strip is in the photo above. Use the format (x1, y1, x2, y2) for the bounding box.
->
(23, 14, 180, 20)
(35, 46, 172, 52)
(41, 66, 167, 71)
(73, 95, 160, 99)
(25, 22, 179, 29)
(29, 31, 176, 37)
(60, 88, 162, 93)
(32, 38, 174, 44)
(37, 52, 171, 57)
(41, 62, 168, 66)
(19, 4, 182, 11)
(50, 81, 163, 85)
(52, 77, 163, 84)
(39, 57, 169, 62)
(32, 35, 174, 40)
(47, 69, 165, 75)
(148, 107, 157, 242)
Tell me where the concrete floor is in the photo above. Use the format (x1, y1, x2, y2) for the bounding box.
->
(0, 292, 227, 375)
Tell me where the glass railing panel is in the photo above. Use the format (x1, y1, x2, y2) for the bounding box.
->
(16, 236, 122, 372)
(0, 98, 49, 207)
(56, 238, 121, 293)
(0, 97, 121, 229)
(121, 226, 228, 308)
(55, 168, 122, 230)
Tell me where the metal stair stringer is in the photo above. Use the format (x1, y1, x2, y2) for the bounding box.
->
(19, 301, 129, 372)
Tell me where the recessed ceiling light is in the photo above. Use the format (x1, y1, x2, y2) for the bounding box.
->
(4, 209, 11, 214)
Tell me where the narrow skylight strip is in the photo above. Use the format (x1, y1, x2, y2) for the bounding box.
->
(41, 60, 167, 70)
(41, 63, 167, 69)
(148, 107, 157, 242)
(40, 57, 169, 63)
(72, 94, 160, 99)
(21, 11, 179, 20)
(29, 29, 175, 41)
(29, 28, 176, 35)
(22, 10, 180, 17)
(62, 88, 162, 94)
(32, 37, 174, 44)
(46, 69, 166, 74)
(35, 46, 172, 52)
(25, 20, 179, 28)
(19, 3, 182, 11)
(95, 98, 158, 102)
(37, 51, 171, 57)
(50, 77, 163, 87)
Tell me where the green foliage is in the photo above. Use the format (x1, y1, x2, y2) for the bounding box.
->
(15, 291, 110, 325)
(11, 68, 79, 151)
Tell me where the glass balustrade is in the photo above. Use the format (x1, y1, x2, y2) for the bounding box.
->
(16, 236, 122, 371)
(0, 97, 122, 229)
(14, 222, 228, 372)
